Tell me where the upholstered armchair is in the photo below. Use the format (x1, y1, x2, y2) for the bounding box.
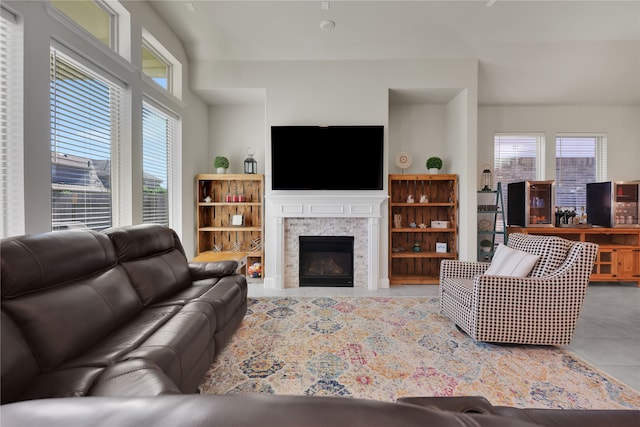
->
(439, 233, 598, 345)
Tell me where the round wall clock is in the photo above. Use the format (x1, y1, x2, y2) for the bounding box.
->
(395, 152, 412, 170)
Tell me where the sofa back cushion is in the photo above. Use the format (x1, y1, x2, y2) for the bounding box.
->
(1, 230, 142, 373)
(506, 233, 571, 277)
(105, 224, 191, 306)
(1, 311, 40, 404)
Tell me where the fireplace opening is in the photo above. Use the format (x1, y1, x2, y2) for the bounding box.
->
(299, 236, 354, 287)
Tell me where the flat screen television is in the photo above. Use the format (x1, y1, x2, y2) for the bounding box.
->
(271, 125, 384, 190)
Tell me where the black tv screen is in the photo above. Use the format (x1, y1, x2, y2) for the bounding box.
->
(271, 125, 384, 190)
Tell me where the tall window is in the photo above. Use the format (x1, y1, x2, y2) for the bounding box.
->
(50, 0, 115, 49)
(1, 8, 24, 238)
(50, 49, 122, 231)
(555, 134, 607, 210)
(494, 133, 545, 226)
(142, 100, 176, 227)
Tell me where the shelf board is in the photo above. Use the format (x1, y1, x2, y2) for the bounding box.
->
(198, 226, 262, 232)
(391, 202, 455, 207)
(392, 227, 456, 233)
(389, 275, 439, 285)
(196, 250, 263, 258)
(391, 251, 457, 259)
(198, 202, 261, 206)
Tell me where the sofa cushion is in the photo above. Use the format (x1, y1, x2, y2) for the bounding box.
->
(17, 366, 106, 401)
(2, 266, 142, 372)
(59, 305, 182, 369)
(124, 309, 215, 392)
(506, 233, 570, 277)
(105, 225, 192, 306)
(484, 244, 540, 277)
(0, 229, 116, 298)
(1, 311, 40, 404)
(90, 359, 181, 397)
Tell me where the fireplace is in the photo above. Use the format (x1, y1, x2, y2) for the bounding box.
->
(263, 193, 388, 290)
(299, 236, 354, 287)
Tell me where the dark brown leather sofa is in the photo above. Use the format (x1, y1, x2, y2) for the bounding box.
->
(2, 226, 638, 426)
(1, 224, 247, 404)
(1, 394, 638, 427)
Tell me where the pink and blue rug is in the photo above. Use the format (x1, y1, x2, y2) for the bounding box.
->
(199, 296, 640, 409)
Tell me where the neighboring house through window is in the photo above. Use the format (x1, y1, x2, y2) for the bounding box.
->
(50, 49, 122, 231)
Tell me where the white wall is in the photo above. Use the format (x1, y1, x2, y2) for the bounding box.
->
(388, 104, 448, 174)
(478, 106, 640, 182)
(194, 59, 479, 282)
(7, 0, 209, 257)
(208, 104, 266, 175)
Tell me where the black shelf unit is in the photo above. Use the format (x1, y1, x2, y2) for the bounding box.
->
(477, 182, 507, 261)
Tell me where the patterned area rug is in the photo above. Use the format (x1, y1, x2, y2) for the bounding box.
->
(199, 296, 640, 409)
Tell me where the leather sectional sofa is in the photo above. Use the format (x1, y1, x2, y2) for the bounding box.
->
(1, 224, 247, 403)
(2, 225, 638, 426)
(2, 394, 638, 426)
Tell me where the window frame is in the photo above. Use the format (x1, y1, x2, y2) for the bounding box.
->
(141, 28, 182, 99)
(141, 98, 179, 228)
(0, 6, 25, 238)
(555, 133, 607, 210)
(49, 47, 124, 231)
(141, 41, 172, 92)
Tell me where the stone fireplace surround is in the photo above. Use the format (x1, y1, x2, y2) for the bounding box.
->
(264, 194, 389, 290)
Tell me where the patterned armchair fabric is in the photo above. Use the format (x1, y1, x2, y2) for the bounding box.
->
(439, 233, 598, 345)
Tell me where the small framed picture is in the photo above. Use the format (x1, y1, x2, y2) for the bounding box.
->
(436, 242, 447, 253)
(231, 214, 244, 226)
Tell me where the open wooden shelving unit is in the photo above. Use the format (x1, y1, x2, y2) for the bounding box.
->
(389, 174, 458, 285)
(196, 174, 264, 276)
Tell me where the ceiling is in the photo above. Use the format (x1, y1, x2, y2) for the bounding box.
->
(148, 0, 640, 106)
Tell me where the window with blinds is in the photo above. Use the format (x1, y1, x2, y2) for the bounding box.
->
(142, 100, 176, 227)
(50, 49, 121, 231)
(494, 133, 545, 227)
(1, 8, 24, 238)
(555, 134, 607, 210)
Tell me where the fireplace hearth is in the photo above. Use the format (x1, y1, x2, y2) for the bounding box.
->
(299, 236, 354, 287)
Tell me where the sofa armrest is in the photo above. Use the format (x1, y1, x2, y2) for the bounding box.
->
(188, 261, 238, 281)
(440, 259, 490, 281)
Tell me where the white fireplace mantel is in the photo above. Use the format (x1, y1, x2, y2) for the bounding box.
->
(263, 193, 389, 290)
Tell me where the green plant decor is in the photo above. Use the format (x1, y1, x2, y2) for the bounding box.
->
(213, 156, 229, 169)
(426, 156, 443, 170)
(480, 239, 493, 248)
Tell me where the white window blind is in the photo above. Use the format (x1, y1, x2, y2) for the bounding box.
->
(50, 49, 121, 231)
(494, 133, 545, 227)
(142, 100, 176, 227)
(1, 8, 24, 238)
(555, 134, 606, 210)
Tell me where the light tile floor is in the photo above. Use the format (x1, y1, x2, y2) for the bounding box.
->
(247, 280, 640, 391)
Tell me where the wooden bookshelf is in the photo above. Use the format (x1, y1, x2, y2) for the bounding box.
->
(389, 174, 458, 285)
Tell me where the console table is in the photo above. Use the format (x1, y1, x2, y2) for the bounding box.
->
(507, 227, 640, 286)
